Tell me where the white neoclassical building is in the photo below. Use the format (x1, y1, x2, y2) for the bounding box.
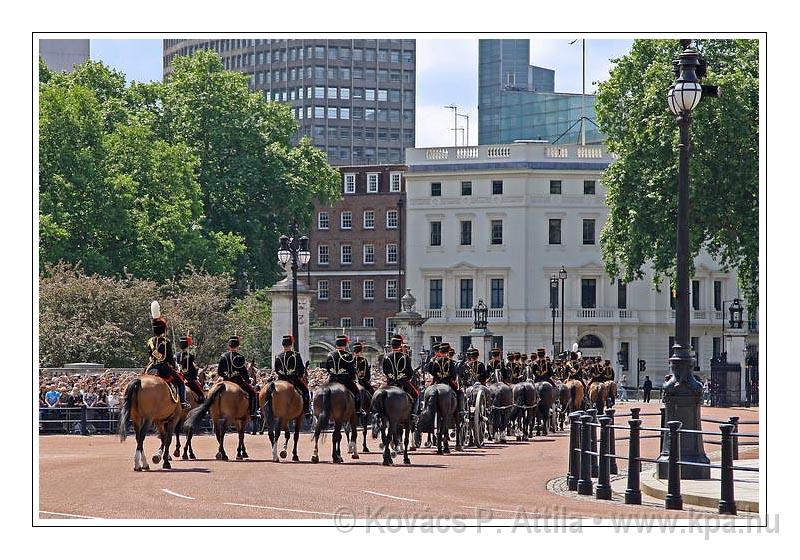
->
(403, 142, 749, 386)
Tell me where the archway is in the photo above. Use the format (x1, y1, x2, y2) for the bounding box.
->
(578, 334, 604, 349)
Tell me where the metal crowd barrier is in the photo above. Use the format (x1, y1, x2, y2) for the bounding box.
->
(38, 406, 216, 435)
(565, 406, 759, 516)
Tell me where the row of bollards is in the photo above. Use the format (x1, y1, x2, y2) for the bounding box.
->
(565, 408, 743, 515)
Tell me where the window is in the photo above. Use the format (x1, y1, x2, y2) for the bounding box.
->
(490, 278, 504, 309)
(340, 244, 352, 264)
(581, 279, 597, 309)
(317, 245, 329, 265)
(714, 280, 722, 311)
(620, 342, 630, 371)
(341, 211, 352, 229)
(691, 337, 700, 370)
(365, 108, 375, 121)
(339, 107, 350, 120)
(318, 212, 329, 230)
(713, 337, 722, 358)
(344, 174, 356, 194)
(340, 280, 352, 300)
(692, 280, 701, 310)
(431, 182, 441, 197)
(460, 279, 473, 309)
(386, 243, 398, 264)
(327, 87, 337, 100)
(314, 107, 325, 119)
(429, 279, 442, 309)
(386, 279, 398, 299)
(492, 180, 503, 195)
(327, 107, 337, 119)
(550, 180, 562, 194)
(339, 316, 352, 328)
(363, 317, 375, 328)
(340, 87, 350, 100)
(365, 89, 375, 101)
(618, 281, 627, 309)
(461, 181, 472, 196)
(549, 219, 562, 244)
(582, 219, 596, 245)
(363, 244, 375, 264)
(584, 180, 596, 195)
(363, 210, 375, 229)
(460, 220, 472, 246)
(491, 220, 503, 245)
(386, 210, 398, 229)
(430, 221, 442, 246)
(378, 89, 388, 101)
(390, 172, 402, 192)
(363, 280, 375, 300)
(317, 280, 329, 300)
(367, 173, 379, 193)
(314, 86, 325, 99)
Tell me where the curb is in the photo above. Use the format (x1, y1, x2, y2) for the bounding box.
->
(640, 469, 759, 513)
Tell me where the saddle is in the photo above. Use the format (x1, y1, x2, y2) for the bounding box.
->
(146, 371, 179, 403)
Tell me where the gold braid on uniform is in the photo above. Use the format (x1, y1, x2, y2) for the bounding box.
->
(279, 352, 296, 374)
(389, 353, 406, 380)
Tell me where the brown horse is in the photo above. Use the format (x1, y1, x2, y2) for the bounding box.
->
(259, 380, 304, 462)
(604, 380, 618, 409)
(172, 370, 207, 460)
(564, 378, 586, 417)
(118, 375, 183, 471)
(587, 380, 609, 414)
(185, 381, 251, 461)
(311, 382, 359, 464)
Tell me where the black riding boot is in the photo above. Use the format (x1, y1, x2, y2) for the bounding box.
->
(176, 381, 190, 409)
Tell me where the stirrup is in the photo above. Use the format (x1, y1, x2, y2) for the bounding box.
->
(181, 401, 191, 409)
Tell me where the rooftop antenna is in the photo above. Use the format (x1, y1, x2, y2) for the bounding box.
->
(457, 112, 470, 145)
(445, 104, 458, 146)
(567, 39, 587, 145)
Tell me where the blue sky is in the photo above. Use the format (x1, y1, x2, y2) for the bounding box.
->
(90, 38, 633, 148)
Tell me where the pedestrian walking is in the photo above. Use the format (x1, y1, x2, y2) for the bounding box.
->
(642, 376, 653, 403)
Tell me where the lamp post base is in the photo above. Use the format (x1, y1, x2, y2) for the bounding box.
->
(657, 389, 711, 480)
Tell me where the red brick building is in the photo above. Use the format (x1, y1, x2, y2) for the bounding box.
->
(308, 165, 406, 347)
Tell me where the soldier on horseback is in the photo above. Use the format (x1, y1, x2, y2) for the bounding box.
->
(567, 353, 589, 394)
(383, 335, 419, 401)
(146, 308, 190, 409)
(353, 341, 374, 398)
(271, 334, 311, 417)
(510, 352, 527, 384)
(325, 334, 360, 410)
(486, 347, 506, 384)
(175, 335, 205, 403)
(217, 336, 259, 420)
(531, 348, 557, 387)
(463, 347, 488, 385)
(429, 342, 464, 415)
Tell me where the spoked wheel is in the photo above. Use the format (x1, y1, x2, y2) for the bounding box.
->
(471, 391, 486, 448)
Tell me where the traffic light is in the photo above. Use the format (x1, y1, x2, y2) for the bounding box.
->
(638, 359, 646, 372)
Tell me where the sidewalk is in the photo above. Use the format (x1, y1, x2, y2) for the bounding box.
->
(638, 460, 759, 513)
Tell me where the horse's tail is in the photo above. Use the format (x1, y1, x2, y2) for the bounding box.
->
(185, 383, 224, 433)
(263, 382, 275, 433)
(569, 383, 577, 412)
(118, 378, 141, 442)
(317, 386, 332, 433)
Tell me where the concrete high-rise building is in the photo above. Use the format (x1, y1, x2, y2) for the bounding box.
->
(478, 39, 602, 145)
(39, 39, 90, 73)
(163, 39, 416, 166)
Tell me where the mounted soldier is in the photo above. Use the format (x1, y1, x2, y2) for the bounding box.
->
(324, 334, 360, 410)
(509, 352, 524, 384)
(382, 335, 419, 401)
(271, 334, 310, 417)
(217, 336, 259, 420)
(531, 349, 557, 387)
(486, 347, 507, 384)
(429, 342, 463, 413)
(463, 347, 488, 385)
(145, 302, 189, 409)
(353, 341, 374, 398)
(175, 335, 205, 403)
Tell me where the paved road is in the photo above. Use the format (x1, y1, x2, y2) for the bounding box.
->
(38, 402, 759, 521)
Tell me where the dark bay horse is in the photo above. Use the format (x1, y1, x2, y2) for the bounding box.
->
(185, 381, 251, 461)
(533, 381, 556, 436)
(259, 380, 304, 462)
(358, 383, 374, 453)
(510, 381, 539, 440)
(172, 369, 207, 460)
(556, 382, 570, 431)
(588, 381, 609, 415)
(486, 382, 513, 443)
(118, 375, 183, 471)
(417, 383, 458, 454)
(370, 386, 413, 466)
(311, 382, 359, 464)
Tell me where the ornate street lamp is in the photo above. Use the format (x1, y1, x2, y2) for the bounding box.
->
(728, 298, 744, 329)
(559, 265, 567, 356)
(660, 40, 719, 484)
(276, 223, 311, 349)
(550, 274, 559, 356)
(473, 299, 488, 330)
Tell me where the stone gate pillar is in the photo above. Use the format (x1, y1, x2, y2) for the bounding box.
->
(268, 263, 312, 369)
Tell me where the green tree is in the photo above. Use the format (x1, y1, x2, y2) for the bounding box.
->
(159, 51, 341, 289)
(227, 288, 273, 367)
(595, 39, 759, 310)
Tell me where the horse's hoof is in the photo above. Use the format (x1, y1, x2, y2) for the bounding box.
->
(133, 466, 142, 472)
(272, 457, 280, 463)
(363, 446, 369, 453)
(189, 453, 196, 460)
(333, 456, 344, 464)
(436, 450, 443, 455)
(444, 448, 451, 454)
(383, 460, 392, 466)
(280, 450, 287, 459)
(236, 455, 243, 461)
(292, 455, 300, 462)
(142, 464, 150, 471)
(403, 457, 411, 465)
(173, 449, 180, 458)
(162, 462, 171, 470)
(352, 453, 359, 460)
(242, 451, 249, 459)
(311, 455, 319, 464)
(152, 455, 161, 464)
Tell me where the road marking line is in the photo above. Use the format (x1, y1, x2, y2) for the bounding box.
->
(40, 510, 102, 519)
(363, 490, 419, 502)
(223, 502, 336, 516)
(162, 489, 195, 500)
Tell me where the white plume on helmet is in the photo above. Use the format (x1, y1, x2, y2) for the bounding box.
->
(150, 300, 162, 319)
(572, 342, 579, 353)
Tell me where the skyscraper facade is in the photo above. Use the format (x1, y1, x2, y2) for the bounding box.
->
(163, 39, 416, 166)
(478, 39, 602, 145)
(39, 39, 90, 73)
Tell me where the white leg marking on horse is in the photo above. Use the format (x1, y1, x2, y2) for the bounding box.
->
(141, 451, 149, 469)
(273, 440, 279, 461)
(134, 449, 141, 470)
(223, 502, 336, 516)
(363, 490, 419, 502)
(39, 510, 104, 519)
(161, 489, 194, 500)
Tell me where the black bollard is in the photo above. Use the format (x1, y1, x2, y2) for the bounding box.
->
(596, 416, 612, 500)
(658, 407, 666, 456)
(625, 418, 643, 505)
(719, 424, 737, 515)
(589, 408, 599, 478)
(729, 416, 740, 461)
(578, 414, 594, 496)
(630, 407, 640, 420)
(567, 412, 582, 491)
(606, 408, 618, 475)
(665, 420, 683, 510)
